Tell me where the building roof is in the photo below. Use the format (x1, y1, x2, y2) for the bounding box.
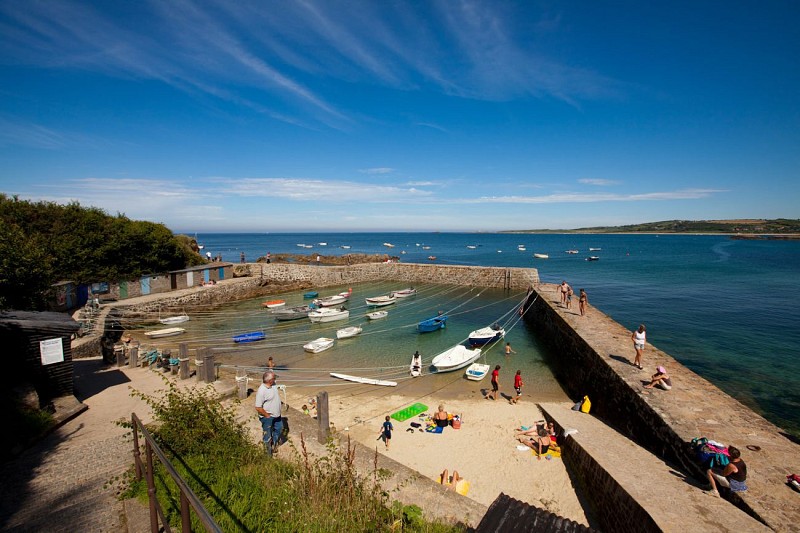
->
(475, 493, 597, 533)
(168, 263, 233, 274)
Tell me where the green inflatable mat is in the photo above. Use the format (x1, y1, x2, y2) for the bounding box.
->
(391, 403, 428, 422)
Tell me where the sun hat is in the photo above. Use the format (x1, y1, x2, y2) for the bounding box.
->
(657, 366, 666, 373)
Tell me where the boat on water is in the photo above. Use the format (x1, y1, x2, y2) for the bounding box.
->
(340, 245, 351, 249)
(330, 372, 397, 387)
(589, 247, 602, 251)
(318, 242, 327, 246)
(418, 314, 447, 332)
(465, 363, 490, 381)
(431, 345, 482, 373)
(304, 337, 335, 353)
(410, 353, 423, 377)
(390, 287, 416, 298)
(303, 291, 319, 299)
(145, 327, 186, 338)
(565, 250, 579, 254)
(308, 307, 350, 323)
(365, 295, 397, 307)
(262, 299, 286, 308)
(468, 324, 505, 346)
(467, 245, 477, 249)
(586, 256, 600, 261)
(517, 246, 527, 251)
(383, 242, 395, 248)
(533, 253, 549, 259)
(272, 305, 313, 321)
(336, 326, 362, 339)
(422, 245, 431, 250)
(367, 310, 388, 320)
(314, 294, 348, 307)
(159, 314, 190, 325)
(427, 255, 437, 261)
(232, 331, 266, 343)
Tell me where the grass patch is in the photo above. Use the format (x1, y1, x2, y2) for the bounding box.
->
(123, 381, 463, 532)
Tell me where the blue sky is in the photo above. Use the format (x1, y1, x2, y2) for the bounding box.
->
(1, 1, 798, 232)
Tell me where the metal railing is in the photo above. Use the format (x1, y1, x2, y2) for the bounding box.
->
(131, 413, 222, 533)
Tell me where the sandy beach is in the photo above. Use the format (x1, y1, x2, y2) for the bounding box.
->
(281, 384, 590, 525)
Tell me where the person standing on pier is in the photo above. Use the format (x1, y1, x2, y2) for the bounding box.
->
(559, 281, 570, 306)
(632, 324, 646, 369)
(579, 289, 588, 316)
(487, 365, 501, 400)
(255, 371, 283, 456)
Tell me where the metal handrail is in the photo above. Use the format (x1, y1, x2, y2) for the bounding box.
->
(131, 413, 222, 533)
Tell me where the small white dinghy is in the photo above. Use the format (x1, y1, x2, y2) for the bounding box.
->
(159, 314, 190, 325)
(465, 363, 490, 381)
(303, 337, 335, 353)
(145, 327, 186, 338)
(330, 372, 397, 387)
(367, 310, 388, 320)
(336, 326, 362, 339)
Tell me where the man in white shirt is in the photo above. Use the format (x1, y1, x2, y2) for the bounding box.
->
(255, 371, 283, 455)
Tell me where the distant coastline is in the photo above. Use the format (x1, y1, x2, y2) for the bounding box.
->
(500, 218, 800, 236)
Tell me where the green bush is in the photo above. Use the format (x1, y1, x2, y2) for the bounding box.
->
(125, 383, 462, 532)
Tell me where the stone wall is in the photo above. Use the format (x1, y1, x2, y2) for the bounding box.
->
(522, 289, 702, 477)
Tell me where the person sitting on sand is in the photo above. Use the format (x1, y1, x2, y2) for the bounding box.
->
(707, 445, 747, 497)
(433, 405, 450, 427)
(644, 366, 672, 390)
(516, 427, 552, 460)
(440, 469, 461, 489)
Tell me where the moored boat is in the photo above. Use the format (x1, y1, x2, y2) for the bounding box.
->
(232, 331, 266, 343)
(390, 288, 416, 298)
(383, 242, 395, 248)
(145, 327, 186, 338)
(330, 372, 397, 387)
(272, 305, 313, 321)
(308, 307, 350, 323)
(418, 314, 447, 332)
(431, 345, 482, 372)
(427, 255, 437, 261)
(533, 253, 549, 259)
(589, 247, 602, 251)
(304, 337, 335, 353)
(586, 256, 600, 261)
(565, 250, 579, 254)
(159, 314, 190, 325)
(367, 310, 388, 320)
(261, 299, 286, 308)
(468, 324, 505, 346)
(465, 363, 490, 381)
(303, 291, 319, 299)
(313, 294, 348, 307)
(336, 326, 363, 339)
(365, 295, 397, 307)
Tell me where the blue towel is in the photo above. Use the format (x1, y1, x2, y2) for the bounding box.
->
(425, 425, 443, 434)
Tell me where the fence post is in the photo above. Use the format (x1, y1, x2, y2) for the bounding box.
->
(203, 350, 215, 383)
(146, 440, 159, 533)
(179, 343, 190, 380)
(237, 368, 248, 399)
(132, 414, 142, 481)
(195, 347, 206, 382)
(317, 391, 330, 444)
(128, 346, 138, 369)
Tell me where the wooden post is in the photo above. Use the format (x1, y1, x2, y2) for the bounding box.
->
(116, 345, 125, 367)
(178, 343, 189, 380)
(317, 391, 330, 444)
(237, 369, 248, 400)
(203, 350, 215, 383)
(195, 347, 206, 382)
(129, 347, 138, 369)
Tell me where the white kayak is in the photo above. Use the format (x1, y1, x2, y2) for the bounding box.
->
(330, 372, 397, 387)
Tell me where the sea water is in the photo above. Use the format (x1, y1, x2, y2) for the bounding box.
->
(190, 232, 800, 436)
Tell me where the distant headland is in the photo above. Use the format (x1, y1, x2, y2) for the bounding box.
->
(502, 218, 800, 238)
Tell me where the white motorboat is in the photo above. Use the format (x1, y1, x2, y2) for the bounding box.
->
(308, 307, 350, 323)
(586, 256, 600, 261)
(383, 242, 395, 248)
(330, 373, 397, 387)
(303, 337, 335, 353)
(159, 314, 190, 325)
(533, 253, 549, 259)
(465, 363, 490, 381)
(336, 326, 363, 339)
(367, 311, 388, 320)
(517, 246, 527, 251)
(589, 247, 602, 251)
(468, 324, 505, 346)
(340, 245, 351, 249)
(314, 294, 348, 307)
(272, 305, 313, 321)
(390, 288, 417, 298)
(365, 295, 397, 307)
(565, 250, 579, 254)
(467, 245, 477, 249)
(144, 327, 186, 338)
(318, 242, 327, 246)
(431, 345, 482, 373)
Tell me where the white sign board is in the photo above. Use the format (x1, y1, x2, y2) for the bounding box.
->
(40, 337, 64, 365)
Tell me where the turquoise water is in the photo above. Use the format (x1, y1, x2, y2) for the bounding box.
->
(190, 232, 800, 435)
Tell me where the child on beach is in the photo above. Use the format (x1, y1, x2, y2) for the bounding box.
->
(379, 416, 393, 450)
(511, 370, 523, 404)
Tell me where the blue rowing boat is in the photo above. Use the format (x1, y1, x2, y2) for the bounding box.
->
(418, 314, 447, 333)
(233, 331, 266, 343)
(303, 291, 319, 299)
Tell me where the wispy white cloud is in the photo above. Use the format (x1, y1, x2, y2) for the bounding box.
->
(405, 181, 437, 186)
(217, 177, 433, 202)
(579, 178, 621, 186)
(359, 167, 395, 175)
(463, 189, 725, 204)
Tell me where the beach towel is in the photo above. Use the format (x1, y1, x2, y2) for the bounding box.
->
(437, 475, 471, 496)
(391, 403, 429, 422)
(533, 448, 562, 459)
(425, 425, 444, 433)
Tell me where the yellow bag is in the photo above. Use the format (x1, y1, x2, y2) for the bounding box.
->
(580, 395, 591, 413)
